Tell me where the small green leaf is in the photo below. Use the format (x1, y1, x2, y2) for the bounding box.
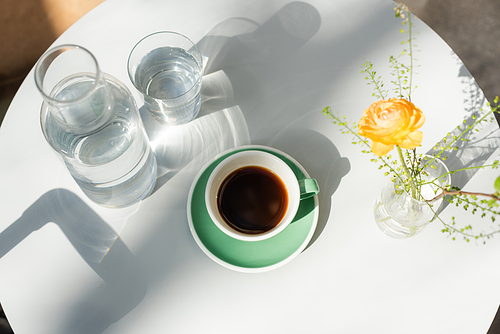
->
(494, 175, 500, 192)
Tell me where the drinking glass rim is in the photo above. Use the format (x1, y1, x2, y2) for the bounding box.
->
(127, 31, 203, 100)
(35, 44, 103, 105)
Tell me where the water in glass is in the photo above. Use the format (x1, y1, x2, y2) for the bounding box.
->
(134, 46, 202, 125)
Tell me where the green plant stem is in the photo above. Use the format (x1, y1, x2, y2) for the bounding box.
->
(422, 107, 497, 171)
(397, 145, 417, 199)
(321, 107, 407, 186)
(423, 162, 500, 187)
(363, 61, 386, 99)
(407, 8, 413, 101)
(426, 201, 500, 242)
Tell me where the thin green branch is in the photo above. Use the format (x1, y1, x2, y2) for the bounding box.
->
(426, 200, 500, 242)
(397, 146, 417, 198)
(407, 9, 414, 100)
(422, 106, 499, 170)
(423, 162, 500, 187)
(322, 107, 406, 185)
(361, 60, 387, 100)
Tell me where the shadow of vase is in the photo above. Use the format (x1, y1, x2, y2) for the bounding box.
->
(426, 66, 500, 213)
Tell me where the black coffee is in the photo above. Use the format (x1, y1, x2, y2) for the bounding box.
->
(217, 166, 288, 235)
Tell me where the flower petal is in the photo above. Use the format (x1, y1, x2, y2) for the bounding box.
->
(399, 130, 423, 149)
(371, 141, 394, 157)
(358, 98, 425, 156)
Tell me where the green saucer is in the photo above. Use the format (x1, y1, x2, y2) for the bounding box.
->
(187, 145, 318, 273)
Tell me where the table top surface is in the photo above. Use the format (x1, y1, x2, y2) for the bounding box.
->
(1, 0, 500, 333)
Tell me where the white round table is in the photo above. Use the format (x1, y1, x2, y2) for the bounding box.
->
(1, 0, 500, 333)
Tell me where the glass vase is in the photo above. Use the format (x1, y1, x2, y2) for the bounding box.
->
(374, 155, 451, 239)
(35, 45, 157, 208)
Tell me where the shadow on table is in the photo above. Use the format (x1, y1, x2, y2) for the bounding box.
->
(0, 189, 147, 334)
(192, 2, 337, 246)
(141, 103, 250, 194)
(197, 2, 321, 77)
(141, 1, 323, 196)
(269, 128, 350, 249)
(195, 1, 323, 134)
(136, 0, 327, 245)
(426, 63, 500, 210)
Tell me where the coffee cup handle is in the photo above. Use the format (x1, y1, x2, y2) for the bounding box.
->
(299, 178, 319, 200)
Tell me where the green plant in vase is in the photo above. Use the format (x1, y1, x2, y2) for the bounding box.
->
(322, 3, 500, 241)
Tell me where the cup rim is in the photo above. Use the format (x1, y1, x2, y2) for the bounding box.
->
(127, 30, 203, 100)
(34, 44, 102, 105)
(205, 150, 300, 241)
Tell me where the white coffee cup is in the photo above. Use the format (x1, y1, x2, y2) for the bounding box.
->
(205, 150, 319, 241)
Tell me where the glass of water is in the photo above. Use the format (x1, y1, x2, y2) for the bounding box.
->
(128, 31, 203, 125)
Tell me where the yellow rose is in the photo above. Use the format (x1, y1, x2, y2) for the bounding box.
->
(358, 98, 425, 157)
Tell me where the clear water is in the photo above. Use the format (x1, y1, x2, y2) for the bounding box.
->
(42, 74, 157, 208)
(373, 183, 437, 239)
(134, 46, 202, 125)
(373, 157, 450, 239)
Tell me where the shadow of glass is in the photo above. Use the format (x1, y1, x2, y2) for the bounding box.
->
(195, 2, 322, 131)
(198, 70, 236, 117)
(0, 189, 147, 334)
(198, 2, 321, 75)
(142, 104, 250, 193)
(138, 1, 323, 196)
